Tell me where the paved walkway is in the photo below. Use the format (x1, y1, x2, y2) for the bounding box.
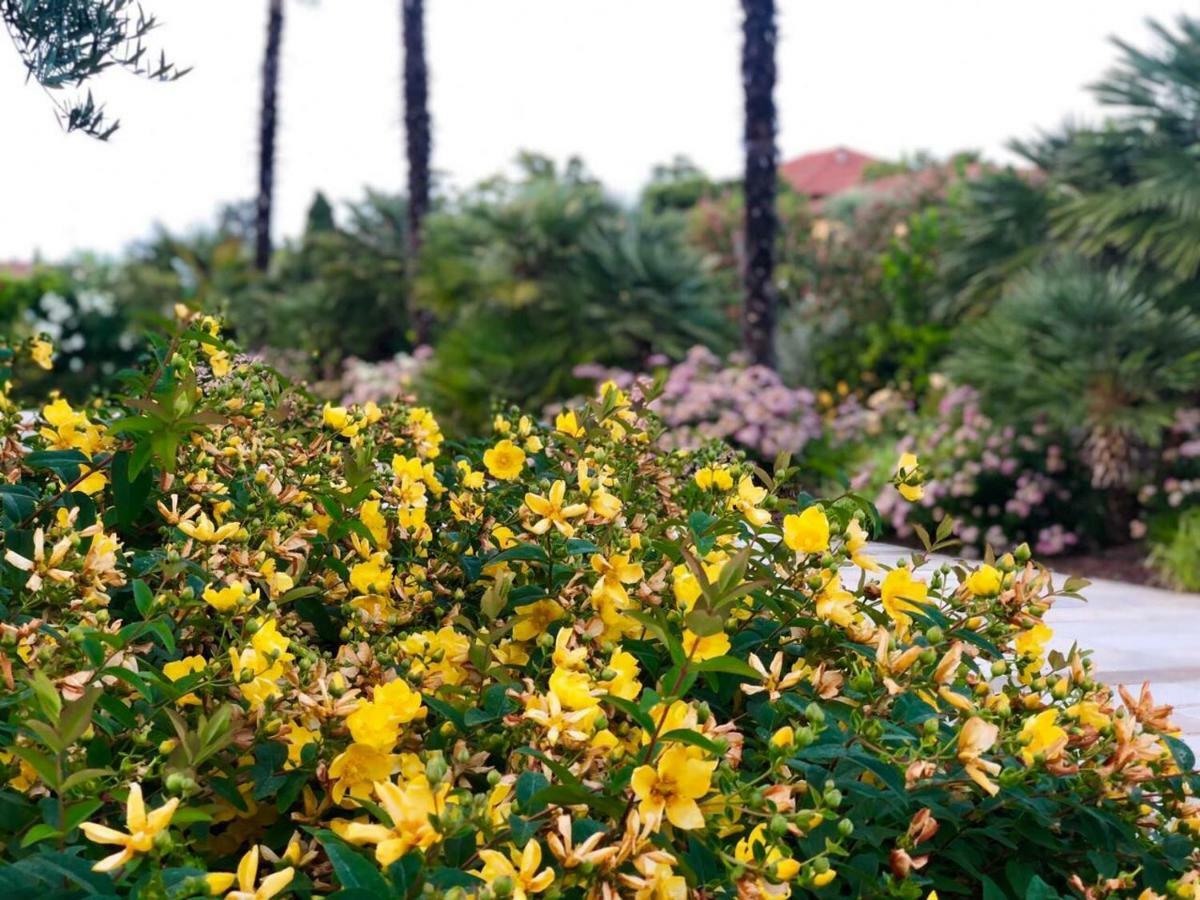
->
(869, 544, 1200, 748)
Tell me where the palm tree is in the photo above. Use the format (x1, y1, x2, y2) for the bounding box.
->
(740, 0, 778, 366)
(255, 0, 285, 271)
(402, 0, 432, 343)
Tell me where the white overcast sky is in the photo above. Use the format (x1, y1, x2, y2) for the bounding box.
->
(0, 0, 1191, 260)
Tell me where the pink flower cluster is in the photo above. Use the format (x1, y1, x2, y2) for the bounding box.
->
(575, 346, 833, 459)
(865, 385, 1089, 557)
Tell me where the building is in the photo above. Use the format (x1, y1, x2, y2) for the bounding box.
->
(779, 147, 877, 199)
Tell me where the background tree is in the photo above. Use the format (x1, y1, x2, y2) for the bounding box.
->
(740, 0, 778, 366)
(402, 0, 432, 343)
(2, 0, 185, 139)
(255, 0, 285, 271)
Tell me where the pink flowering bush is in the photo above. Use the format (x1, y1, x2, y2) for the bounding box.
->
(854, 382, 1101, 557)
(574, 346, 866, 462)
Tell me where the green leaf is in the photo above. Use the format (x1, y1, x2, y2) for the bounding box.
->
(1024, 875, 1062, 900)
(10, 746, 58, 790)
(60, 767, 114, 794)
(62, 798, 103, 832)
(564, 538, 601, 556)
(695, 655, 760, 679)
(310, 829, 391, 894)
(24, 449, 89, 481)
(514, 770, 550, 813)
(683, 608, 725, 637)
(59, 686, 102, 744)
(20, 823, 62, 848)
(386, 852, 424, 899)
(132, 579, 154, 618)
(658, 728, 724, 756)
(1164, 734, 1195, 772)
(487, 544, 549, 566)
(28, 670, 62, 720)
(463, 683, 517, 727)
(603, 694, 655, 732)
(111, 450, 152, 527)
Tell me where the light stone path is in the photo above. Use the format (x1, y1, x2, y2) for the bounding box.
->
(867, 543, 1200, 749)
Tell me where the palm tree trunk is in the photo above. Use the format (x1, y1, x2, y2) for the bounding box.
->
(740, 0, 778, 366)
(402, 0, 433, 344)
(255, 0, 284, 272)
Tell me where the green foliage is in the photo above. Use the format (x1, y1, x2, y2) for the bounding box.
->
(948, 262, 1200, 460)
(1000, 15, 1200, 306)
(772, 183, 960, 390)
(418, 157, 731, 431)
(0, 267, 145, 402)
(942, 169, 1053, 309)
(1150, 507, 1200, 591)
(238, 191, 412, 369)
(3, 0, 187, 138)
(640, 155, 719, 217)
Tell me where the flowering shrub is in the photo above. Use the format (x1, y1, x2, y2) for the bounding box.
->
(339, 348, 433, 407)
(574, 346, 880, 465)
(1, 322, 1198, 899)
(853, 382, 1105, 558)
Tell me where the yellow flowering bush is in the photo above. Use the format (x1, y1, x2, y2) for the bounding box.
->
(0, 322, 1198, 899)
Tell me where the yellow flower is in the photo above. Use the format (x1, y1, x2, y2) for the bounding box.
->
(549, 667, 598, 710)
(957, 717, 1001, 796)
(162, 655, 206, 706)
(30, 337, 54, 370)
(512, 599, 565, 641)
(681, 629, 730, 662)
(771, 726, 795, 748)
(341, 775, 450, 865)
(591, 552, 644, 605)
(204, 580, 257, 614)
(729, 475, 770, 527)
(374, 679, 425, 723)
(1014, 622, 1053, 660)
(895, 452, 925, 502)
(75, 464, 108, 496)
(1065, 700, 1111, 730)
(965, 564, 1002, 596)
(1019, 709, 1068, 766)
(360, 500, 389, 548)
(484, 439, 526, 481)
(349, 552, 393, 595)
(79, 782, 180, 872)
(783, 506, 830, 554)
(694, 465, 734, 491)
(630, 744, 717, 830)
(735, 824, 801, 886)
(322, 403, 360, 437)
(601, 649, 643, 701)
(474, 841, 556, 900)
(555, 409, 585, 438)
(815, 584, 857, 627)
(672, 553, 727, 611)
(346, 701, 402, 752)
(880, 567, 928, 634)
(328, 742, 395, 805)
(178, 512, 240, 544)
(523, 480, 588, 538)
(589, 490, 622, 521)
(221, 844, 295, 900)
(259, 559, 294, 598)
(813, 869, 838, 888)
(283, 725, 318, 769)
(845, 518, 879, 571)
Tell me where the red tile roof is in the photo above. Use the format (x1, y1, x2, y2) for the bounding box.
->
(0, 261, 33, 279)
(779, 147, 877, 198)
